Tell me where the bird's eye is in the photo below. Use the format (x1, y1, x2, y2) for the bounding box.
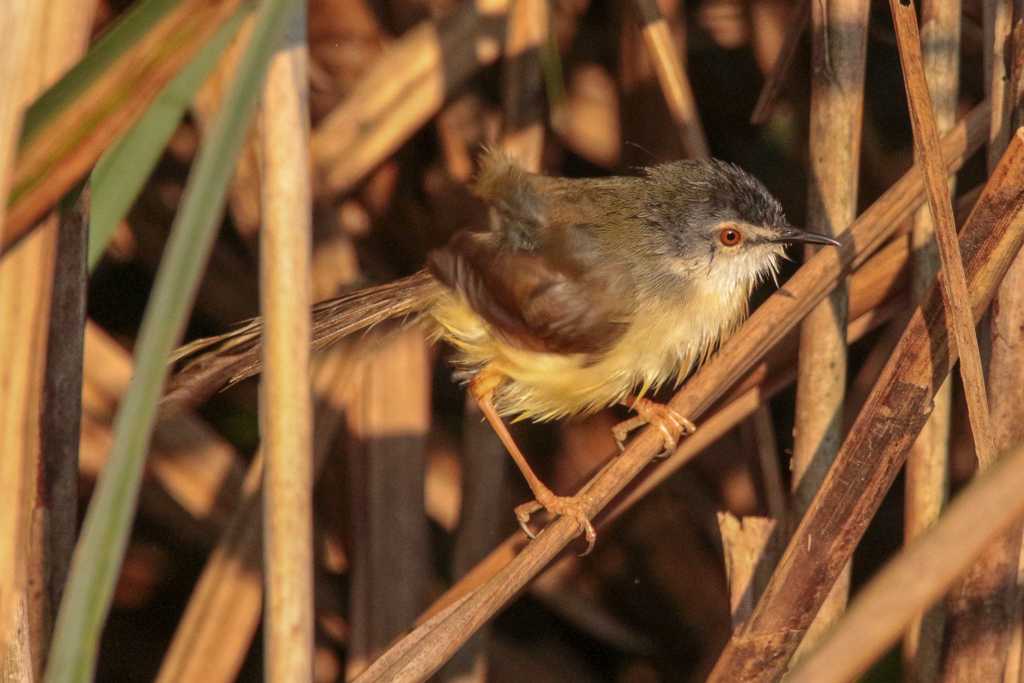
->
(719, 228, 742, 246)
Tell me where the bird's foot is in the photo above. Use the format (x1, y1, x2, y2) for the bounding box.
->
(515, 492, 597, 556)
(612, 398, 695, 457)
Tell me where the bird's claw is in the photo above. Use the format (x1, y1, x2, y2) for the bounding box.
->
(612, 400, 696, 457)
(515, 495, 597, 556)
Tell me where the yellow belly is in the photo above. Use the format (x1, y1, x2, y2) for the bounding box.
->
(428, 285, 748, 422)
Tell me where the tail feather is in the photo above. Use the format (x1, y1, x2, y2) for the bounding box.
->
(161, 270, 444, 415)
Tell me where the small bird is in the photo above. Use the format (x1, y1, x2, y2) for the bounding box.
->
(166, 150, 838, 553)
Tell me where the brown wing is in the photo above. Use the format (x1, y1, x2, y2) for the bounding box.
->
(427, 228, 634, 355)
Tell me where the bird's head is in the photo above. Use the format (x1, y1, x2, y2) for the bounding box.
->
(639, 159, 839, 297)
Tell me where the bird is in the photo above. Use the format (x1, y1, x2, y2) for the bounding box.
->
(165, 150, 839, 554)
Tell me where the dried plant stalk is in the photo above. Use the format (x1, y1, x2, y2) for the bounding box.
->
(631, 0, 708, 158)
(500, 0, 547, 167)
(259, 7, 313, 682)
(345, 330, 432, 678)
(707, 126, 1024, 683)
(985, 0, 1016, 167)
(750, 0, 809, 125)
(942, 4, 1024, 678)
(718, 514, 778, 629)
(0, 2, 91, 673)
(903, 0, 959, 676)
(788, 442, 1024, 683)
(157, 349, 357, 683)
(0, 0, 40, 239)
(891, 0, 995, 465)
(790, 0, 869, 654)
(353, 103, 990, 683)
(311, 0, 508, 196)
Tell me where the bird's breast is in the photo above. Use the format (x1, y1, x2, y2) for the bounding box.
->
(429, 282, 749, 422)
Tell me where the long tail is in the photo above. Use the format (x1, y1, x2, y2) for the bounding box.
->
(161, 270, 445, 415)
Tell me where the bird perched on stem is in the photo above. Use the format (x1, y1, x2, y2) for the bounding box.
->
(166, 150, 838, 554)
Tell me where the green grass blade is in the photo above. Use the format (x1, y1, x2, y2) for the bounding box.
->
(20, 0, 181, 145)
(44, 0, 300, 680)
(87, 6, 249, 270)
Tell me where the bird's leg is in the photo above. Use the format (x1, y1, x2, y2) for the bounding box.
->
(469, 368, 596, 554)
(612, 395, 696, 456)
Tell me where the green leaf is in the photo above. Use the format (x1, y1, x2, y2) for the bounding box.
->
(44, 0, 301, 680)
(21, 0, 181, 146)
(88, 6, 249, 270)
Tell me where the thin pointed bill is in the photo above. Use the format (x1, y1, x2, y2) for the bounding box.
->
(772, 226, 841, 247)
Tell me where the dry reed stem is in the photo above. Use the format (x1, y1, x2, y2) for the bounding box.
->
(631, 0, 709, 158)
(2, 0, 245, 252)
(903, 0, 959, 676)
(155, 456, 265, 683)
(35, 191, 89, 671)
(891, 0, 996, 466)
(787, 442, 1024, 683)
(750, 0, 808, 125)
(345, 330, 432, 679)
(986, 0, 1017, 169)
(0, 0, 40, 240)
(718, 514, 778, 629)
(942, 4, 1024, 678)
(311, 0, 508, 197)
(745, 405, 786, 522)
(708, 126, 1024, 682)
(353, 104, 989, 683)
(193, 15, 261, 239)
(259, 8, 314, 681)
(0, 3, 91, 673)
(500, 0, 547, 168)
(157, 349, 357, 683)
(789, 0, 869, 655)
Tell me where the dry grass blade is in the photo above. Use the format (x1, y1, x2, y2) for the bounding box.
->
(259, 6, 313, 681)
(787, 441, 1024, 683)
(311, 0, 508, 197)
(890, 0, 995, 466)
(631, 0, 709, 158)
(789, 0, 868, 655)
(750, 0, 809, 125)
(3, 0, 245, 253)
(707, 127, 1024, 682)
(352, 103, 989, 683)
(903, 0, 958, 676)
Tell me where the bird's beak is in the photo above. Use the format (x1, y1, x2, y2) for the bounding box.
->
(771, 226, 841, 247)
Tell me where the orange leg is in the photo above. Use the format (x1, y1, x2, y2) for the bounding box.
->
(611, 395, 696, 455)
(469, 368, 596, 554)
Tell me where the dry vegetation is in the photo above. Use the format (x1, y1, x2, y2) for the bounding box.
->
(3, 0, 1024, 681)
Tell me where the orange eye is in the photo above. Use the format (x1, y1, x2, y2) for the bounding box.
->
(720, 227, 742, 246)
